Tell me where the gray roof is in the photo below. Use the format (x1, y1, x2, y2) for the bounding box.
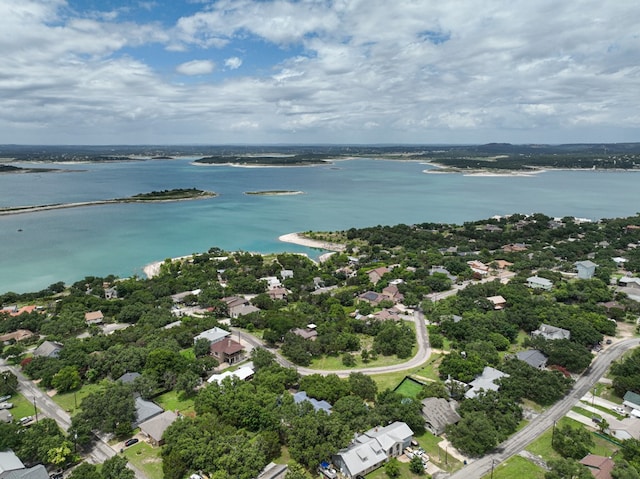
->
(533, 323, 571, 340)
(134, 396, 164, 426)
(33, 340, 62, 358)
(575, 260, 598, 268)
(293, 391, 332, 413)
(139, 410, 178, 442)
(516, 350, 548, 368)
(421, 397, 461, 435)
(256, 463, 288, 479)
(0, 465, 48, 479)
(194, 326, 230, 344)
(465, 367, 509, 399)
(117, 372, 141, 384)
(0, 451, 24, 475)
(527, 276, 553, 287)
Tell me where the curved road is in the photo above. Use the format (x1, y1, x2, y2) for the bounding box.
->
(449, 337, 640, 479)
(234, 308, 432, 377)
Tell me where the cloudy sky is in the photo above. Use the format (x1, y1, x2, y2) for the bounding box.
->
(2, 0, 639, 145)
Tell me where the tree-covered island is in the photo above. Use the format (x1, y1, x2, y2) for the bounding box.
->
(0, 188, 215, 216)
(1, 212, 640, 478)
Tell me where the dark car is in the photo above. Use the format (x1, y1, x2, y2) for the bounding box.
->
(124, 438, 139, 447)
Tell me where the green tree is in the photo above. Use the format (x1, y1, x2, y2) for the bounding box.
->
(409, 454, 425, 474)
(385, 457, 400, 477)
(545, 458, 592, 479)
(51, 366, 81, 392)
(285, 462, 312, 479)
(348, 372, 378, 401)
(74, 382, 135, 435)
(193, 338, 211, 358)
(68, 463, 101, 479)
(102, 455, 135, 479)
(0, 370, 18, 396)
(552, 424, 594, 459)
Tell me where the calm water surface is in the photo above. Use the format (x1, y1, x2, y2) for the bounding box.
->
(1, 158, 639, 293)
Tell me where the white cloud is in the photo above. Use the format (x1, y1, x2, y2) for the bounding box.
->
(176, 59, 215, 75)
(224, 57, 242, 70)
(1, 0, 640, 144)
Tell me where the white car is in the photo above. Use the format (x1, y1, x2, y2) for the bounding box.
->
(0, 402, 14, 410)
(613, 407, 627, 415)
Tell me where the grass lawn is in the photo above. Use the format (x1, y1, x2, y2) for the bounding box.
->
(481, 456, 545, 479)
(412, 432, 463, 473)
(308, 323, 418, 371)
(394, 377, 424, 398)
(526, 416, 619, 462)
(180, 348, 196, 360)
(51, 382, 107, 415)
(7, 392, 39, 420)
(123, 441, 163, 479)
(154, 390, 195, 416)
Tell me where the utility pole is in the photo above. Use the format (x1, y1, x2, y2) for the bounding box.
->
(33, 397, 38, 422)
(490, 459, 495, 479)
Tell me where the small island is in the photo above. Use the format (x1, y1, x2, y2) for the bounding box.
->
(0, 188, 215, 216)
(244, 190, 303, 196)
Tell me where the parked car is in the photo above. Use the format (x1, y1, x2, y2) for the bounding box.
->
(0, 395, 11, 402)
(0, 402, 13, 410)
(124, 438, 139, 447)
(614, 407, 627, 415)
(19, 416, 33, 424)
(592, 416, 603, 424)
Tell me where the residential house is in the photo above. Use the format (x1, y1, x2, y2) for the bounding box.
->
(532, 323, 571, 341)
(207, 363, 255, 384)
(494, 260, 513, 270)
(465, 366, 509, 399)
(0, 450, 48, 479)
(139, 410, 178, 446)
(84, 310, 104, 325)
(0, 329, 34, 344)
(260, 276, 282, 289)
(255, 463, 288, 479)
(579, 454, 615, 479)
(502, 243, 528, 253)
(194, 326, 231, 345)
(117, 372, 141, 384)
(280, 269, 294, 280)
(292, 327, 318, 340)
(1, 305, 37, 317)
(267, 287, 289, 301)
(575, 260, 598, 279)
(210, 338, 244, 365)
(516, 350, 548, 369)
(104, 287, 118, 299)
(33, 340, 63, 358)
(134, 396, 164, 427)
(527, 276, 553, 290)
(623, 391, 640, 415)
(221, 296, 261, 318)
(381, 284, 404, 304)
(608, 416, 640, 441)
(170, 289, 201, 303)
(367, 267, 390, 285)
(371, 308, 401, 321)
(467, 260, 489, 276)
(430, 266, 457, 282)
(619, 277, 640, 290)
(487, 295, 507, 310)
(483, 224, 502, 233)
(421, 397, 461, 436)
(612, 257, 628, 268)
(358, 291, 385, 306)
(293, 391, 332, 413)
(333, 422, 413, 479)
(230, 304, 261, 318)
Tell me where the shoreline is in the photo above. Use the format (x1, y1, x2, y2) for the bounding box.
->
(143, 255, 195, 278)
(0, 193, 216, 217)
(278, 232, 346, 252)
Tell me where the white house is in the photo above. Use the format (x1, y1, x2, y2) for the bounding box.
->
(333, 422, 413, 479)
(575, 260, 598, 279)
(527, 276, 553, 291)
(193, 326, 230, 345)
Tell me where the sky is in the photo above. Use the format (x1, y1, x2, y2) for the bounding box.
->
(1, 0, 639, 145)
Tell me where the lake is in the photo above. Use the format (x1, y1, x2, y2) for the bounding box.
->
(1, 158, 638, 294)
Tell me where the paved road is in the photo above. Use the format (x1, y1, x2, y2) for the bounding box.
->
(0, 359, 147, 479)
(448, 337, 640, 479)
(234, 307, 432, 377)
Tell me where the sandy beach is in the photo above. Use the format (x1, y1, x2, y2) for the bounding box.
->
(143, 255, 195, 278)
(278, 232, 346, 252)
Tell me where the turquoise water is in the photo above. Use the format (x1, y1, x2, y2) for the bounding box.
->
(1, 158, 639, 294)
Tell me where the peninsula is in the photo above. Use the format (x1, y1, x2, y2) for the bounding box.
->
(0, 188, 215, 216)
